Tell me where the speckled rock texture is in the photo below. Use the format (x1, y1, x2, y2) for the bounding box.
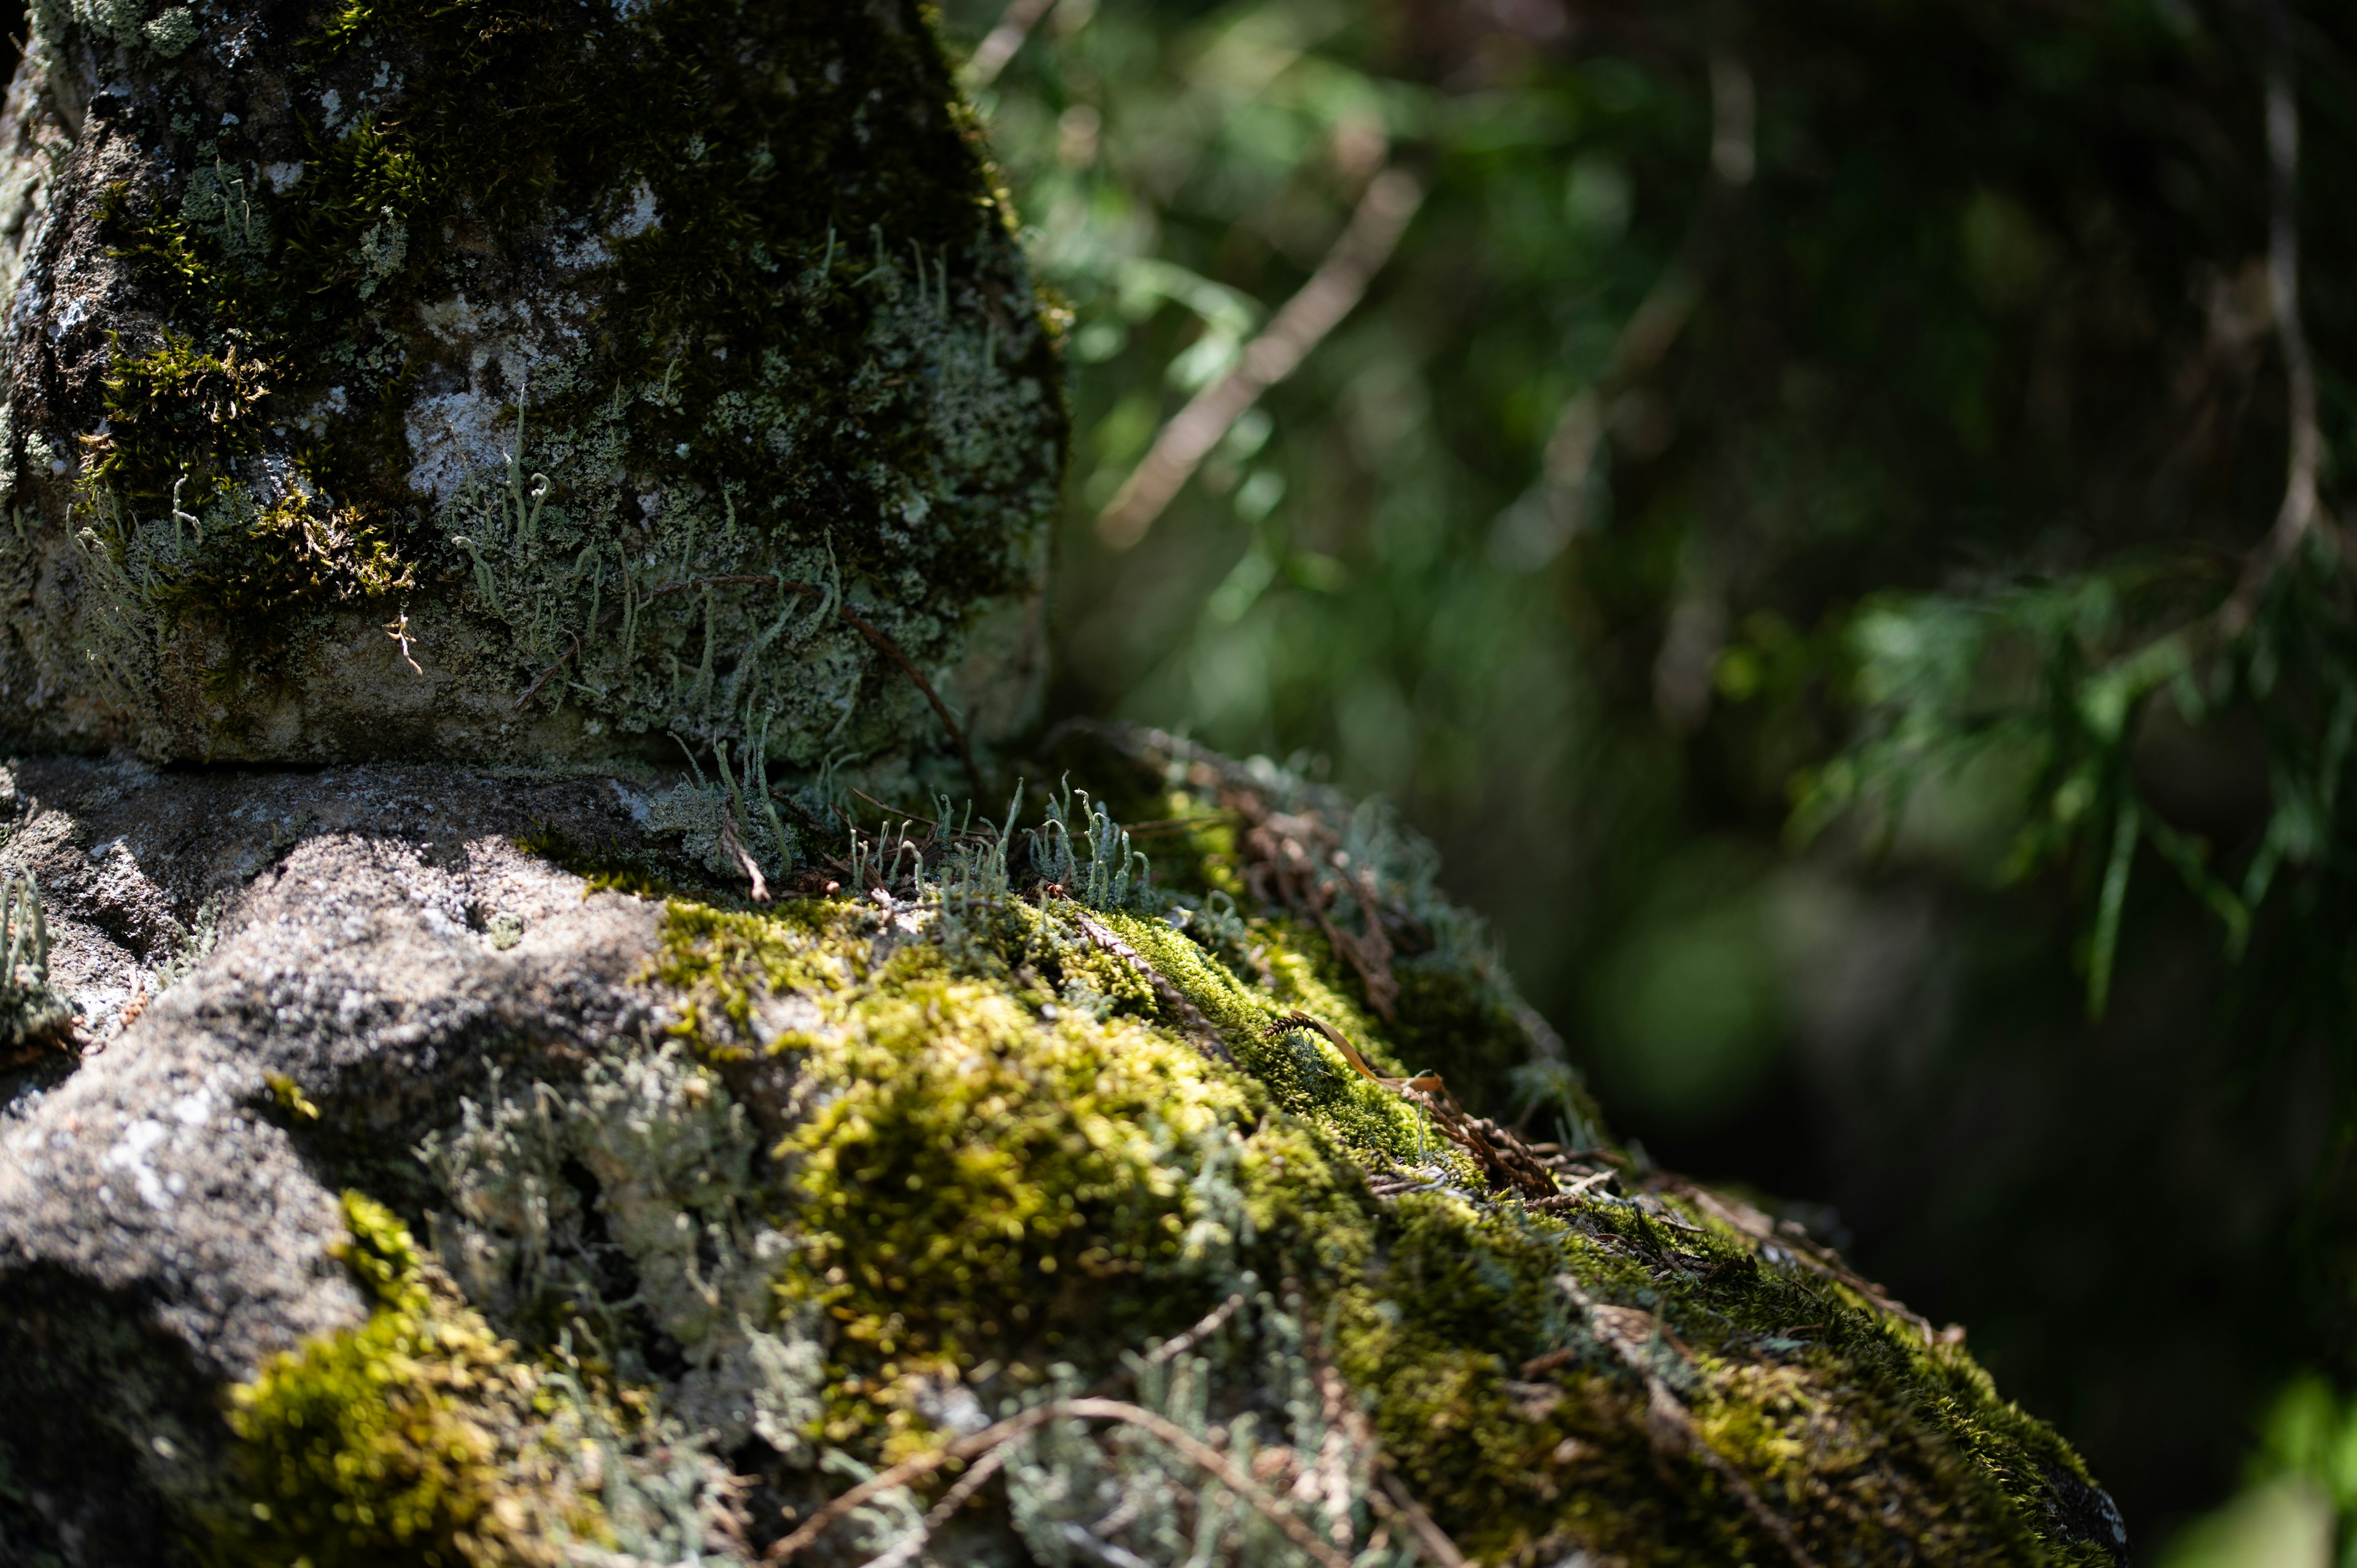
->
(0, 759, 672, 1558)
(0, 744, 2132, 1568)
(0, 0, 1061, 785)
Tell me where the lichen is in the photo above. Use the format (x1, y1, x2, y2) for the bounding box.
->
(0, 0, 1064, 779)
(414, 1043, 823, 1456)
(216, 1192, 740, 1568)
(191, 746, 2121, 1565)
(0, 871, 71, 1059)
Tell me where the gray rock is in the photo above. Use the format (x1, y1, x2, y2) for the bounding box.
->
(0, 759, 680, 1564)
(0, 0, 1061, 787)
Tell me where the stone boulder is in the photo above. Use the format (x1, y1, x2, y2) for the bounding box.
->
(0, 735, 2129, 1566)
(0, 0, 1059, 782)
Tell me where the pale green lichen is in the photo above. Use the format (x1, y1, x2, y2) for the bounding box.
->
(198, 752, 2121, 1566)
(0, 871, 69, 1056)
(414, 1043, 824, 1458)
(3, 0, 1064, 783)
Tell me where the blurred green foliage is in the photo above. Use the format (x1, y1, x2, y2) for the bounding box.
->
(944, 0, 2357, 1554)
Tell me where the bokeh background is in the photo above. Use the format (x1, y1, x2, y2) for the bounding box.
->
(937, 0, 2357, 1561)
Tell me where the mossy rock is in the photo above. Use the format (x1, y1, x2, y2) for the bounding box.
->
(0, 10, 2126, 1563)
(0, 741, 2127, 1566)
(0, 0, 1061, 782)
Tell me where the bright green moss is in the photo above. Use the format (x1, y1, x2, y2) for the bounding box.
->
(776, 947, 1252, 1362)
(1098, 906, 1448, 1167)
(214, 1194, 607, 1568)
(651, 895, 870, 1046)
(638, 824, 2121, 1562)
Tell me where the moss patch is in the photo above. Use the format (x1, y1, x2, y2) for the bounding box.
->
(214, 1194, 608, 1568)
(629, 759, 2124, 1564)
(209, 751, 2122, 1564)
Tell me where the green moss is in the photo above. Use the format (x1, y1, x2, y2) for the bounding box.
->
(778, 946, 1250, 1361)
(213, 1194, 607, 1568)
(1323, 1188, 2118, 1564)
(30, 0, 1064, 773)
(212, 758, 2119, 1563)
(630, 763, 2125, 1564)
(651, 894, 866, 1045)
(87, 329, 267, 498)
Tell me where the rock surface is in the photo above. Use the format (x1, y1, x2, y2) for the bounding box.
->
(0, 757, 675, 1559)
(0, 0, 1060, 782)
(0, 741, 2130, 1567)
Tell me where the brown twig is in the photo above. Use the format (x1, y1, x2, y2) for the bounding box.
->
(718, 806, 769, 903)
(1269, 1011, 1439, 1092)
(913, 1440, 1012, 1533)
(1653, 1175, 1940, 1346)
(1494, 52, 1752, 571)
(1263, 1013, 1563, 1202)
(1523, 1169, 1616, 1211)
(1398, 1084, 1559, 1201)
(835, 601, 986, 800)
(1097, 168, 1425, 548)
(765, 1397, 1353, 1568)
(513, 574, 985, 799)
(1141, 1289, 1248, 1370)
(845, 786, 935, 828)
(2222, 0, 2328, 638)
(1068, 904, 1235, 1064)
(1238, 801, 1400, 1019)
(1374, 1468, 1469, 1568)
(964, 0, 1061, 88)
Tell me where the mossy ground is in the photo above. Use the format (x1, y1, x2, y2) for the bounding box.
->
(207, 743, 2127, 1567)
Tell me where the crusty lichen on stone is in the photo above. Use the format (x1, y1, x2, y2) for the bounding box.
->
(0, 0, 1063, 792)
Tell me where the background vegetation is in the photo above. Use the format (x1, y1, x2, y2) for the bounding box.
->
(939, 0, 2357, 1558)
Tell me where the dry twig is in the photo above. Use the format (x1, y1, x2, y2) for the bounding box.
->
(766, 1397, 1353, 1568)
(2223, 0, 2330, 636)
(1654, 1175, 1941, 1346)
(1067, 904, 1235, 1064)
(964, 0, 1060, 88)
(718, 806, 769, 903)
(1236, 798, 1403, 1019)
(1373, 1469, 1469, 1568)
(1397, 1084, 1560, 1201)
(1495, 52, 1752, 568)
(1097, 169, 1425, 548)
(1556, 1276, 1822, 1568)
